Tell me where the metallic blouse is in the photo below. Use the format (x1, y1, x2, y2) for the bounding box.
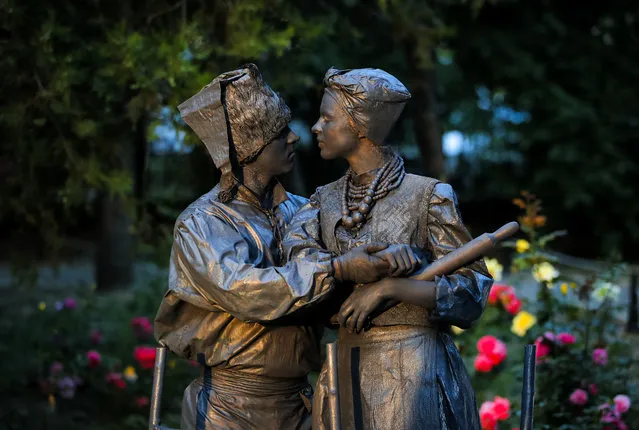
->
(283, 172, 492, 328)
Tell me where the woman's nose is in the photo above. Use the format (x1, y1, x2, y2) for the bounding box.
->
(311, 120, 321, 135)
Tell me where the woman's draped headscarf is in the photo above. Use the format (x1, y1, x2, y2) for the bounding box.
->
(323, 67, 411, 146)
(177, 64, 291, 201)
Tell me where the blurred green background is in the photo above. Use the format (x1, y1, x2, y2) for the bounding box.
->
(1, 0, 639, 428)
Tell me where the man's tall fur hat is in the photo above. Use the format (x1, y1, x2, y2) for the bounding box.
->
(177, 64, 291, 199)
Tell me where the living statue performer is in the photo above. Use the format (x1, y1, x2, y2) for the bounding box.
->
(153, 64, 419, 430)
(283, 68, 493, 430)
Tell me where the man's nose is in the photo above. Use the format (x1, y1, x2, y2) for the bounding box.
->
(311, 120, 321, 135)
(287, 130, 300, 145)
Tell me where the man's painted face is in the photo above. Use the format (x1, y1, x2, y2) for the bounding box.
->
(254, 125, 299, 177)
(311, 91, 360, 160)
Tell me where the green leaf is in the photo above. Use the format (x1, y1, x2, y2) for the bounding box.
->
(73, 119, 98, 138)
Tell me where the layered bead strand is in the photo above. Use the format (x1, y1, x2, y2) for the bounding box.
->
(341, 155, 405, 230)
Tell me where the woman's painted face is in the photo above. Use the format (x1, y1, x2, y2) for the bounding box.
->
(311, 91, 360, 160)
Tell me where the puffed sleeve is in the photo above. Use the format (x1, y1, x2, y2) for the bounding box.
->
(426, 183, 493, 328)
(171, 209, 335, 323)
(282, 191, 336, 265)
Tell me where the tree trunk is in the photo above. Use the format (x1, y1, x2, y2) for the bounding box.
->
(96, 192, 135, 290)
(95, 134, 137, 291)
(404, 43, 444, 179)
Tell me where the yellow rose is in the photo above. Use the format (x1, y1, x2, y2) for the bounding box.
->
(38, 301, 46, 311)
(451, 326, 464, 335)
(511, 311, 537, 337)
(532, 262, 559, 283)
(515, 239, 530, 253)
(560, 283, 568, 295)
(123, 365, 138, 383)
(485, 258, 503, 282)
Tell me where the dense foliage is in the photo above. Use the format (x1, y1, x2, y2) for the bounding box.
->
(4, 1, 636, 279)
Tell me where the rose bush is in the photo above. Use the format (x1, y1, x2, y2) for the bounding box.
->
(452, 192, 638, 429)
(0, 275, 197, 429)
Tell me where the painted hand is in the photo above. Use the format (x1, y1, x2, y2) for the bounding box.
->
(332, 242, 390, 284)
(338, 280, 390, 333)
(372, 244, 421, 277)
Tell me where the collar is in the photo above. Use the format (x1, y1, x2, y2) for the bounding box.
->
(235, 180, 289, 210)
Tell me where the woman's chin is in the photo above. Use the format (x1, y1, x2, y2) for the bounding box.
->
(319, 148, 336, 160)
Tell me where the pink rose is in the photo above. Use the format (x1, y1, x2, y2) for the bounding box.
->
(492, 396, 511, 420)
(589, 384, 598, 395)
(90, 329, 102, 345)
(557, 332, 576, 345)
(131, 316, 153, 339)
(50, 361, 64, 375)
(593, 348, 608, 366)
(569, 388, 588, 405)
(544, 331, 556, 341)
(63, 297, 77, 309)
(534, 337, 551, 361)
(474, 354, 494, 373)
(613, 395, 631, 414)
(105, 372, 122, 384)
(479, 401, 497, 430)
(105, 372, 126, 389)
(86, 350, 101, 368)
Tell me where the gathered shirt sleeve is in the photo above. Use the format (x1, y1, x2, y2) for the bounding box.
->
(282, 191, 336, 265)
(172, 209, 335, 324)
(425, 183, 493, 328)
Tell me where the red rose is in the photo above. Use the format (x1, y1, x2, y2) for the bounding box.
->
(474, 354, 494, 373)
(488, 284, 514, 305)
(477, 336, 498, 355)
(477, 335, 508, 366)
(479, 401, 497, 430)
(492, 396, 511, 420)
(489, 340, 508, 365)
(504, 297, 522, 315)
(136, 396, 150, 408)
(134, 346, 157, 369)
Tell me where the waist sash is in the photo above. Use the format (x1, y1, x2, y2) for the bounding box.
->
(199, 367, 309, 397)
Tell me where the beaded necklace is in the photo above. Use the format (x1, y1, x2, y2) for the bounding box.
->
(341, 154, 405, 230)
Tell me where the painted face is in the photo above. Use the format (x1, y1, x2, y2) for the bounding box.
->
(311, 91, 360, 160)
(253, 125, 299, 177)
